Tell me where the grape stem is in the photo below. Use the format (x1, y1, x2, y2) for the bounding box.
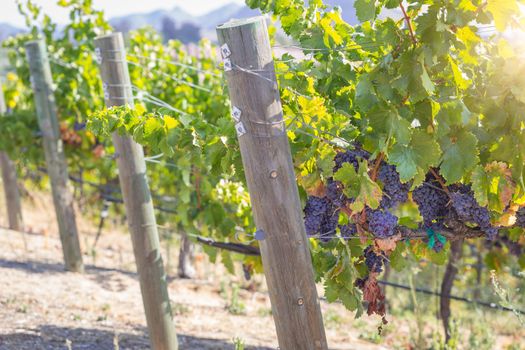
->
(399, 2, 418, 45)
(429, 168, 450, 196)
(370, 152, 385, 181)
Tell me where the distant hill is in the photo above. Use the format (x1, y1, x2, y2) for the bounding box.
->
(109, 7, 197, 33)
(0, 22, 23, 42)
(0, 1, 402, 44)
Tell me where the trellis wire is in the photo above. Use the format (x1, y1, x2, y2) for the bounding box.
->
(127, 60, 213, 93)
(127, 53, 222, 77)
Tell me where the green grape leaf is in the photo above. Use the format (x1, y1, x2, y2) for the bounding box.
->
(389, 130, 441, 182)
(354, 0, 376, 23)
(440, 129, 478, 183)
(334, 161, 382, 211)
(390, 243, 408, 271)
(471, 165, 490, 207)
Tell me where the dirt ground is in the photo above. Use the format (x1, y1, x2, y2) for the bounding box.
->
(0, 191, 388, 350)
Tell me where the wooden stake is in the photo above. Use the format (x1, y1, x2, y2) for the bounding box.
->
(0, 80, 23, 231)
(94, 32, 178, 350)
(26, 40, 83, 272)
(217, 17, 328, 350)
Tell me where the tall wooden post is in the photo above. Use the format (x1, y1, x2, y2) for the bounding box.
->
(94, 33, 178, 350)
(26, 40, 83, 272)
(0, 81, 23, 231)
(217, 17, 328, 349)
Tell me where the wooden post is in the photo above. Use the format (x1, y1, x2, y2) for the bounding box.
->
(178, 233, 195, 278)
(217, 17, 328, 350)
(94, 32, 178, 350)
(26, 40, 83, 272)
(0, 81, 23, 231)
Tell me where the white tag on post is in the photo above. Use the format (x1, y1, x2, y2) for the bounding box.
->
(231, 106, 242, 122)
(95, 47, 102, 64)
(223, 58, 232, 72)
(220, 43, 231, 58)
(235, 121, 247, 137)
(102, 82, 110, 100)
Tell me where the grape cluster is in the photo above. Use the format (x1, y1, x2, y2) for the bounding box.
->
(412, 176, 449, 227)
(378, 163, 409, 209)
(326, 179, 348, 207)
(364, 246, 385, 273)
(450, 192, 490, 227)
(367, 209, 398, 238)
(333, 148, 370, 172)
(516, 207, 525, 227)
(450, 190, 498, 239)
(339, 223, 357, 239)
(303, 196, 339, 242)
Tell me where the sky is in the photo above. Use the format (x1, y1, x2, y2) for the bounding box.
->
(0, 0, 244, 27)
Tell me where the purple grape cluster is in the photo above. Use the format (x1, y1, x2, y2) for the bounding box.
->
(378, 163, 410, 209)
(412, 176, 449, 227)
(326, 179, 348, 208)
(333, 148, 370, 172)
(450, 192, 490, 227)
(303, 196, 339, 242)
(516, 207, 525, 227)
(364, 246, 385, 273)
(450, 191, 499, 239)
(367, 209, 398, 238)
(339, 223, 357, 239)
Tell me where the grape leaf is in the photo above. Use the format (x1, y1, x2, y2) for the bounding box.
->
(471, 165, 490, 207)
(334, 161, 382, 212)
(440, 129, 478, 183)
(389, 130, 441, 182)
(354, 0, 376, 22)
(486, 0, 518, 31)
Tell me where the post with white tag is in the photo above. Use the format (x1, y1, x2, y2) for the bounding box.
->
(26, 39, 83, 272)
(217, 17, 328, 350)
(94, 32, 178, 350)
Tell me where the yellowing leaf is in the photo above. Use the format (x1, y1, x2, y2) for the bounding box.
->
(298, 95, 327, 122)
(6, 72, 17, 82)
(163, 115, 179, 130)
(487, 0, 518, 31)
(320, 17, 343, 46)
(449, 57, 470, 90)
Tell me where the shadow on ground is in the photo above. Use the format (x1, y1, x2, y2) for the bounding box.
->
(0, 325, 274, 350)
(0, 258, 137, 278)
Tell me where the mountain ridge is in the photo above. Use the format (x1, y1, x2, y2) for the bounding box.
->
(1, 1, 401, 42)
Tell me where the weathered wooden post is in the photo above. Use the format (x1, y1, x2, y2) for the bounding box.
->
(26, 40, 83, 272)
(217, 17, 328, 349)
(94, 32, 178, 350)
(0, 79, 24, 231)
